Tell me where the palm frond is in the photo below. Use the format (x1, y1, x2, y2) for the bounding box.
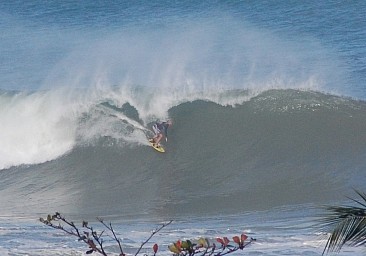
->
(347, 190, 366, 209)
(320, 191, 366, 255)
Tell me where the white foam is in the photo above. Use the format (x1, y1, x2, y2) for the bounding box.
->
(0, 90, 80, 169)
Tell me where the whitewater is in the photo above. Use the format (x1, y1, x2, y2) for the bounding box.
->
(1, 1, 366, 255)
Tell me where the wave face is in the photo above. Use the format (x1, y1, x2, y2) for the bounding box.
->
(1, 89, 366, 219)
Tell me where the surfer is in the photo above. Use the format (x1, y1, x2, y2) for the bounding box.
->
(151, 120, 173, 147)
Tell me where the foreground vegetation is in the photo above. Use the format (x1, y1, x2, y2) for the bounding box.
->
(39, 190, 366, 255)
(320, 190, 366, 255)
(40, 212, 255, 256)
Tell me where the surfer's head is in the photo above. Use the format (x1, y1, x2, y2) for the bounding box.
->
(167, 119, 173, 126)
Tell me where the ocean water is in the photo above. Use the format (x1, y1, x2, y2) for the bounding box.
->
(1, 1, 366, 255)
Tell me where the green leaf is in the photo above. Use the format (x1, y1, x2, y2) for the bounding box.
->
(320, 191, 366, 255)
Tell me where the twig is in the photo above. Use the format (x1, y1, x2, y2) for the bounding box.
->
(40, 213, 107, 255)
(135, 220, 173, 256)
(98, 217, 125, 256)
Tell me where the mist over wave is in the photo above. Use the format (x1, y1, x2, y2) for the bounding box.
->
(1, 8, 347, 94)
(0, 10, 351, 170)
(38, 16, 344, 95)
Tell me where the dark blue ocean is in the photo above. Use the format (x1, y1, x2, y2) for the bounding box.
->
(1, 1, 366, 255)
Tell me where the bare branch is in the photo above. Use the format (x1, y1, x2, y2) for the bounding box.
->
(98, 217, 125, 256)
(135, 220, 173, 256)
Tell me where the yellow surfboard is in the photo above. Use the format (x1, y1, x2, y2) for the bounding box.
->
(148, 138, 165, 153)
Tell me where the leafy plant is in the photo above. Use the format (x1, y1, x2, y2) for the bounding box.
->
(40, 212, 255, 255)
(319, 190, 366, 255)
(167, 234, 254, 256)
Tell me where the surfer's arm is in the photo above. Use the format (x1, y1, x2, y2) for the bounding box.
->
(163, 123, 168, 140)
(164, 129, 168, 140)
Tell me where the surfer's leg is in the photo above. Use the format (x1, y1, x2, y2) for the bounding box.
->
(155, 133, 163, 145)
(151, 125, 157, 142)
